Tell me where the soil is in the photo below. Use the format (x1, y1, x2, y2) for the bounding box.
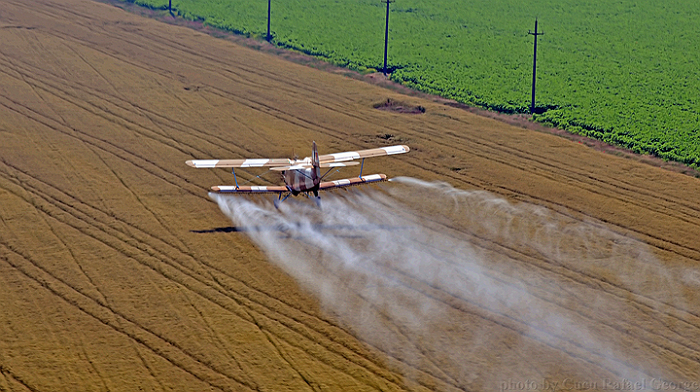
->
(373, 98, 426, 114)
(1, 0, 699, 391)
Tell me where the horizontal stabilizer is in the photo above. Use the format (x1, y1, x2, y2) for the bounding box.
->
(319, 174, 387, 190)
(211, 185, 289, 193)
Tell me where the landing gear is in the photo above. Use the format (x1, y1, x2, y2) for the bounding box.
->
(313, 190, 321, 208)
(273, 188, 322, 209)
(274, 192, 291, 209)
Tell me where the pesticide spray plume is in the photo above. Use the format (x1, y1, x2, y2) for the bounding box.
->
(211, 178, 695, 391)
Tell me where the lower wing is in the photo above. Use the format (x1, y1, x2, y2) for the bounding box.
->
(211, 185, 289, 193)
(210, 174, 387, 194)
(319, 174, 387, 190)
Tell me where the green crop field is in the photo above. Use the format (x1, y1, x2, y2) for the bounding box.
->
(122, 0, 700, 169)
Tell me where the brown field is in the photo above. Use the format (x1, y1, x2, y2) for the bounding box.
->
(1, 0, 700, 391)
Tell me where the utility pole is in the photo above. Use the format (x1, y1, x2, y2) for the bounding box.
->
(528, 18, 543, 114)
(168, 0, 172, 16)
(266, 0, 272, 42)
(382, 0, 394, 75)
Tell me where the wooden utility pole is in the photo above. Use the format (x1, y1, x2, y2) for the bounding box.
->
(382, 0, 394, 75)
(266, 0, 272, 41)
(528, 18, 543, 113)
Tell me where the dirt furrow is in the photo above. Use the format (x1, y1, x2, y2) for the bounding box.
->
(2, 0, 699, 389)
(0, 242, 254, 391)
(0, 165, 416, 391)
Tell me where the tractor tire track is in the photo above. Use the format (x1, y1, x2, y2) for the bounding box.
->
(2, 0, 699, 389)
(0, 246, 251, 392)
(2, 43, 696, 388)
(0, 55, 278, 188)
(0, 161, 421, 391)
(9, 66, 696, 382)
(0, 139, 433, 390)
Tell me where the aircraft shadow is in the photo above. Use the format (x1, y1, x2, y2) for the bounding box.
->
(191, 223, 408, 236)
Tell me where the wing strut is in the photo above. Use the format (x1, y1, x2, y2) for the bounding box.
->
(359, 158, 365, 179)
(232, 168, 239, 189)
(320, 167, 335, 181)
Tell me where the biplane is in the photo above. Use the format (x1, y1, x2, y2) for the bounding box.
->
(186, 142, 409, 207)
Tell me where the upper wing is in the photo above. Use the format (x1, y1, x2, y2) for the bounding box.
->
(318, 145, 409, 164)
(186, 158, 292, 168)
(188, 145, 409, 168)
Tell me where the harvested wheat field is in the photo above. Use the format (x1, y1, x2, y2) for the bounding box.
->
(1, 0, 700, 391)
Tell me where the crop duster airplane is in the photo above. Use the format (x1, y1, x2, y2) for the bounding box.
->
(186, 142, 410, 207)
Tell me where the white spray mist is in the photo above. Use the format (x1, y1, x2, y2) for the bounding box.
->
(211, 177, 694, 391)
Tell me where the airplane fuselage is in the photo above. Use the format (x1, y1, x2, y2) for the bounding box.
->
(283, 167, 320, 195)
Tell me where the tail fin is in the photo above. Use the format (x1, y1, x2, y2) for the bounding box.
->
(312, 141, 321, 185)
